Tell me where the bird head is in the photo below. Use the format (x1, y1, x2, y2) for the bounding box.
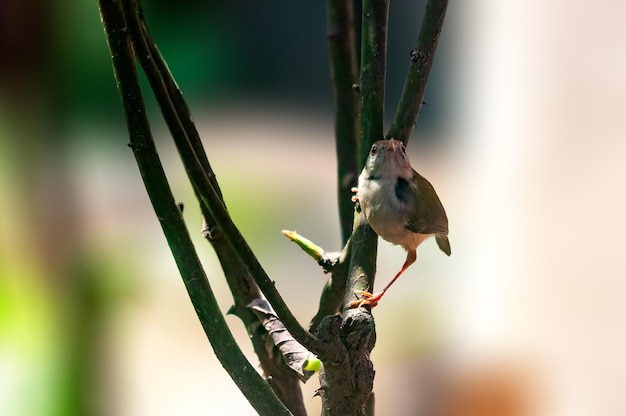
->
(364, 138, 413, 179)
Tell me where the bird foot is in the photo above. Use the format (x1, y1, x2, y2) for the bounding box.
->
(347, 290, 383, 309)
(351, 187, 359, 202)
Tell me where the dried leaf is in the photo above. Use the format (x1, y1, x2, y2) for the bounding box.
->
(248, 299, 316, 382)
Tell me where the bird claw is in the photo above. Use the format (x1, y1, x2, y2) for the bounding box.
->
(347, 290, 382, 309)
(351, 187, 359, 202)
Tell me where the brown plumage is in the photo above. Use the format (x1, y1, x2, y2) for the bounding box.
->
(349, 139, 450, 308)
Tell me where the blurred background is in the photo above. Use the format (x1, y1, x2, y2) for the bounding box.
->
(1, 0, 626, 415)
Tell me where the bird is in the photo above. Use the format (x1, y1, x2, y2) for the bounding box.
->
(348, 138, 450, 308)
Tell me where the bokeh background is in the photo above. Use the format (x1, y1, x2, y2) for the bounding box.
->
(2, 0, 626, 415)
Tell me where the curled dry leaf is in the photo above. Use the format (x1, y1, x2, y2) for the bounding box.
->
(248, 298, 316, 382)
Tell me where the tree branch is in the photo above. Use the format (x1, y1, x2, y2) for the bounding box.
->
(282, 229, 353, 332)
(344, 0, 388, 310)
(119, 0, 323, 358)
(96, 1, 292, 414)
(121, 0, 222, 205)
(358, 0, 389, 164)
(308, 240, 351, 332)
(344, 212, 378, 306)
(210, 223, 308, 416)
(100, 0, 450, 413)
(387, 0, 448, 144)
(348, 0, 388, 309)
(118, 1, 316, 411)
(327, 0, 360, 245)
(314, 2, 390, 413)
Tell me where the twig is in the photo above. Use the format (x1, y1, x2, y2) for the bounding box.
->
(358, 0, 389, 163)
(121, 1, 319, 411)
(212, 224, 308, 416)
(281, 230, 352, 331)
(313, 2, 389, 414)
(387, 0, 448, 144)
(116, 2, 308, 410)
(119, 0, 323, 358)
(327, 0, 360, 245)
(96, 1, 292, 414)
(343, 0, 389, 308)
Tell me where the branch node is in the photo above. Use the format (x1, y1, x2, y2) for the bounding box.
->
(318, 252, 341, 273)
(282, 229, 339, 273)
(410, 48, 430, 65)
(201, 215, 220, 240)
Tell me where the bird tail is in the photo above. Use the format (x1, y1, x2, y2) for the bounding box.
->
(436, 235, 451, 256)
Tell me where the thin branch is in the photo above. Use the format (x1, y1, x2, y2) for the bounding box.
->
(358, 0, 389, 165)
(342, 0, 389, 308)
(282, 230, 353, 331)
(344, 212, 378, 307)
(327, 0, 360, 245)
(121, 0, 222, 202)
(120, 0, 323, 358)
(209, 223, 308, 416)
(387, 0, 448, 144)
(96, 1, 292, 414)
(308, 239, 351, 332)
(140, 23, 220, 196)
(201, 193, 323, 356)
(123, 0, 309, 407)
(313, 2, 390, 412)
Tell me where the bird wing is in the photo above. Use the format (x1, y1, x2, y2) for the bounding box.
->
(402, 170, 449, 236)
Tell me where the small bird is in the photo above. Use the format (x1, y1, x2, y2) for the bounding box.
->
(349, 138, 450, 308)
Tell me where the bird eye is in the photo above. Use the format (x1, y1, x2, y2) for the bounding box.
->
(370, 144, 378, 155)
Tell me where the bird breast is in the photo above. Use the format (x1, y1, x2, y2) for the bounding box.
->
(358, 174, 428, 252)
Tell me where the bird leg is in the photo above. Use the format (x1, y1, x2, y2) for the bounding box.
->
(348, 249, 417, 308)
